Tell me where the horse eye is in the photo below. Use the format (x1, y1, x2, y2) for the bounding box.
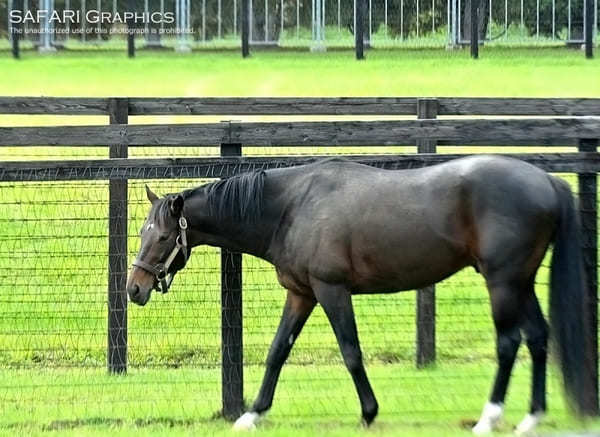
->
(158, 234, 169, 242)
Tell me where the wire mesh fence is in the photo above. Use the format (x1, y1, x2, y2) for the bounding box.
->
(0, 164, 591, 428)
(0, 97, 598, 429)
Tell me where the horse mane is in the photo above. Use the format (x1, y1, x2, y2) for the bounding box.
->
(149, 196, 175, 226)
(184, 170, 266, 223)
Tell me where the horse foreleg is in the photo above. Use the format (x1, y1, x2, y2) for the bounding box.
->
(474, 283, 523, 435)
(233, 289, 315, 431)
(311, 278, 379, 426)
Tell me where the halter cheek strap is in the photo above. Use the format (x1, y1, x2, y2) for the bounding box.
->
(132, 216, 189, 294)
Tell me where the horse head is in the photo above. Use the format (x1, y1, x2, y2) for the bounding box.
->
(126, 185, 190, 306)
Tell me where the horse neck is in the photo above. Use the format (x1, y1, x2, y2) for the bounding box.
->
(200, 215, 272, 258)
(181, 190, 274, 260)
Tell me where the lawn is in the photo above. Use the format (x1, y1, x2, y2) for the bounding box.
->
(0, 48, 599, 99)
(1, 362, 595, 437)
(0, 48, 599, 436)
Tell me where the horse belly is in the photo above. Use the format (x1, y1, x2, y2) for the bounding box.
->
(348, 232, 470, 293)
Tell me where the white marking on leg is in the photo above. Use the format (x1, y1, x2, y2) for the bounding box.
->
(232, 411, 261, 431)
(472, 402, 503, 435)
(515, 411, 544, 435)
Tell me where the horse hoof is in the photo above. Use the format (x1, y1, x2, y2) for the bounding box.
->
(232, 412, 260, 432)
(361, 403, 378, 427)
(360, 417, 373, 428)
(472, 421, 493, 435)
(514, 412, 544, 435)
(361, 411, 377, 427)
(472, 402, 503, 435)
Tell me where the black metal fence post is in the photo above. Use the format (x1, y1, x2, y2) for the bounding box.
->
(470, 0, 479, 59)
(107, 98, 129, 373)
(220, 141, 245, 420)
(355, 0, 365, 60)
(241, 0, 250, 57)
(416, 98, 438, 367)
(127, 0, 136, 58)
(584, 0, 594, 59)
(578, 138, 599, 415)
(11, 0, 22, 60)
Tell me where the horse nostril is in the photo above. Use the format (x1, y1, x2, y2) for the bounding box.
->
(128, 285, 140, 299)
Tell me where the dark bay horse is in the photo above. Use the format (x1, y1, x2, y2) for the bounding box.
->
(126, 155, 589, 434)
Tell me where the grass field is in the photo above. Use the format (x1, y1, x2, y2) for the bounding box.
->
(0, 48, 599, 436)
(1, 47, 599, 98)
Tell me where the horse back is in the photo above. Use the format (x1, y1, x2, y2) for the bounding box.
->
(265, 156, 559, 293)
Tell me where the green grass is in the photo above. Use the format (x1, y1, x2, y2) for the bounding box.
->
(0, 49, 598, 435)
(2, 363, 599, 437)
(0, 48, 599, 99)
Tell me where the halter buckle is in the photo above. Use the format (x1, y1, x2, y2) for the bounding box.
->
(179, 217, 188, 230)
(156, 265, 167, 280)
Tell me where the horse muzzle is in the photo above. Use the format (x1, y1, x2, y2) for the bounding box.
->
(127, 283, 152, 306)
(131, 259, 175, 294)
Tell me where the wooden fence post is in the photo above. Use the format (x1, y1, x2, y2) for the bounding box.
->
(416, 98, 438, 367)
(107, 98, 129, 373)
(241, 0, 250, 57)
(221, 142, 245, 420)
(355, 0, 365, 60)
(578, 138, 599, 415)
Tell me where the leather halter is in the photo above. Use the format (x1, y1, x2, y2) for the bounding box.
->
(132, 216, 189, 294)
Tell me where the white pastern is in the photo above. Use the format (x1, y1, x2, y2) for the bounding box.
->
(472, 402, 504, 435)
(232, 411, 261, 431)
(514, 412, 544, 435)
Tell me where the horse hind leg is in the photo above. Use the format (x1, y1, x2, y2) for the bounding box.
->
(473, 282, 549, 436)
(471, 204, 554, 435)
(473, 280, 524, 435)
(515, 291, 548, 435)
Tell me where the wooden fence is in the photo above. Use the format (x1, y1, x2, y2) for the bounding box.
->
(1, 97, 599, 418)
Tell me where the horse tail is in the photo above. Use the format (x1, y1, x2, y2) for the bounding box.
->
(549, 176, 589, 414)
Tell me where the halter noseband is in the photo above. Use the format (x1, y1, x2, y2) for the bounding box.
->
(132, 216, 189, 294)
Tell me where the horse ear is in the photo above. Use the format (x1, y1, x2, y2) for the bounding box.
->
(169, 194, 184, 216)
(145, 185, 159, 204)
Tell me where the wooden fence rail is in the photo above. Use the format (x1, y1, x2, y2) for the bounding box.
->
(1, 118, 600, 147)
(1, 96, 599, 417)
(1, 97, 600, 116)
